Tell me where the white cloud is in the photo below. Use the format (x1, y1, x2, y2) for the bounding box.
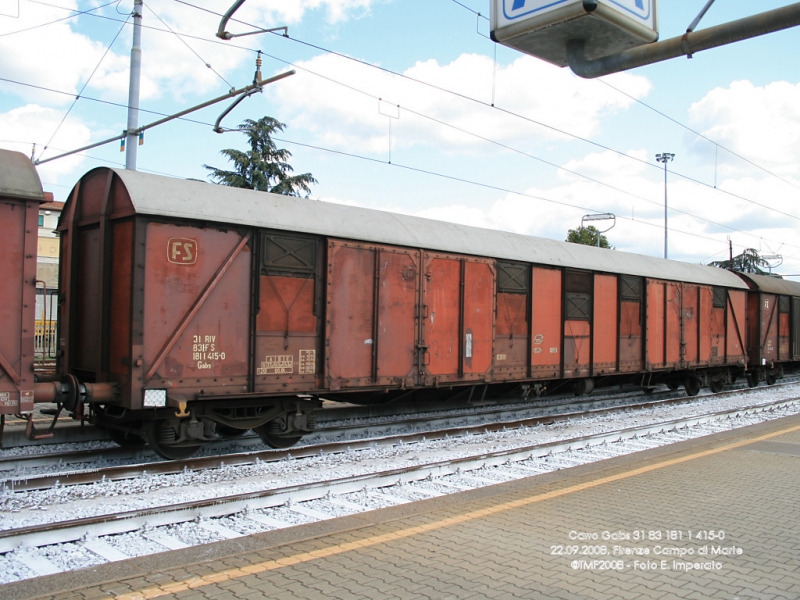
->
(267, 53, 652, 155)
(0, 104, 92, 179)
(689, 79, 800, 176)
(234, 0, 373, 26)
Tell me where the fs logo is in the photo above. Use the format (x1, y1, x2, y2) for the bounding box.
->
(167, 238, 198, 265)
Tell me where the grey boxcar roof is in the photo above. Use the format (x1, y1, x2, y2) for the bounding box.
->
(735, 272, 800, 295)
(0, 150, 44, 201)
(110, 168, 747, 289)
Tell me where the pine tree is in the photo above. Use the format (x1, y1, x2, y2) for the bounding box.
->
(204, 117, 317, 197)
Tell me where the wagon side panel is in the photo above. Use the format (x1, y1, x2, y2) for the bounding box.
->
(142, 223, 251, 399)
(592, 274, 617, 376)
(530, 267, 562, 379)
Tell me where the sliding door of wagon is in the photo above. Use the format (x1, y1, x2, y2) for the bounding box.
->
(618, 276, 643, 372)
(255, 233, 322, 394)
(530, 267, 561, 378)
(645, 280, 681, 370)
(420, 253, 494, 385)
(326, 241, 419, 390)
(563, 270, 592, 379)
(495, 262, 529, 378)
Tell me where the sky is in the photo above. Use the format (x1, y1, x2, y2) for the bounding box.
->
(2, 0, 800, 276)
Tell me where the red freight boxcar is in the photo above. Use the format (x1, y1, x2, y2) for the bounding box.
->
(736, 272, 800, 385)
(0, 150, 43, 419)
(47, 166, 759, 458)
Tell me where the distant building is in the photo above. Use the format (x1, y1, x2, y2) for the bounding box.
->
(37, 199, 62, 290)
(36, 197, 61, 361)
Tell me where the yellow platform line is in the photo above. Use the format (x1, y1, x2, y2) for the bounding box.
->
(116, 421, 800, 600)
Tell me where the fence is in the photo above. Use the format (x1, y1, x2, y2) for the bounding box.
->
(35, 287, 58, 363)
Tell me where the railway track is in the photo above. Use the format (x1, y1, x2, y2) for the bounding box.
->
(0, 381, 773, 490)
(1, 392, 798, 581)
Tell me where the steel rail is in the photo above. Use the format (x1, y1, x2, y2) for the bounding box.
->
(1, 382, 792, 491)
(0, 397, 796, 554)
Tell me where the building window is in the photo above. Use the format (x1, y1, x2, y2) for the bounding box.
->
(38, 214, 44, 227)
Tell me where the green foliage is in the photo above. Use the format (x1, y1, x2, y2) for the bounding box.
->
(708, 248, 782, 277)
(204, 117, 317, 197)
(566, 226, 613, 249)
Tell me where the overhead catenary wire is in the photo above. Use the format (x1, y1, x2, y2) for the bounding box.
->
(143, 0, 234, 90)
(0, 0, 119, 37)
(246, 47, 777, 248)
(29, 0, 800, 225)
(9, 1, 800, 260)
(36, 12, 130, 163)
(447, 0, 800, 196)
(5, 66, 799, 260)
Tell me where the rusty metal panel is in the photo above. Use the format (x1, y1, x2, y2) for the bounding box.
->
(376, 249, 419, 386)
(592, 274, 617, 375)
(109, 221, 134, 379)
(619, 300, 642, 372)
(683, 284, 699, 366)
(495, 292, 528, 376)
(759, 294, 779, 362)
(710, 305, 725, 364)
(563, 270, 591, 378)
(421, 254, 462, 382)
(0, 195, 39, 414)
(563, 320, 590, 378)
(255, 274, 319, 393)
(698, 287, 713, 364)
(665, 283, 682, 367)
(779, 298, 790, 360)
(531, 267, 561, 378)
(73, 227, 102, 374)
(462, 261, 495, 379)
(646, 280, 665, 368)
(418, 253, 494, 384)
(326, 241, 421, 390)
(142, 223, 251, 395)
(726, 290, 746, 364)
(326, 243, 377, 387)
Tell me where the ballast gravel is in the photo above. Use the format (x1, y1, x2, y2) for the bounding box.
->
(1, 384, 800, 583)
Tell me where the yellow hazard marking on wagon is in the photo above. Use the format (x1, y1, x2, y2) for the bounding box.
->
(115, 420, 800, 600)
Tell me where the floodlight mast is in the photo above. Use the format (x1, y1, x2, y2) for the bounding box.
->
(567, 3, 800, 78)
(656, 152, 675, 260)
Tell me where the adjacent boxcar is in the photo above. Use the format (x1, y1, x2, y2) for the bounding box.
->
(0, 150, 44, 418)
(734, 272, 800, 385)
(49, 166, 758, 458)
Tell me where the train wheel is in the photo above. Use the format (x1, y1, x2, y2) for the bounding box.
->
(108, 428, 146, 448)
(765, 371, 777, 386)
(684, 376, 701, 397)
(254, 423, 302, 449)
(746, 372, 759, 388)
(666, 381, 680, 391)
(147, 420, 202, 461)
(709, 378, 724, 394)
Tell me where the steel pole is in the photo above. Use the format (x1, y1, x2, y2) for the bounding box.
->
(125, 0, 143, 170)
(567, 3, 800, 78)
(663, 160, 668, 259)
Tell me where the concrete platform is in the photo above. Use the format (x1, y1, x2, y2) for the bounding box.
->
(5, 413, 800, 600)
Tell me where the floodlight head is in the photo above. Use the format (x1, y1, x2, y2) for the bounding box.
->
(582, 212, 615, 222)
(656, 152, 675, 163)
